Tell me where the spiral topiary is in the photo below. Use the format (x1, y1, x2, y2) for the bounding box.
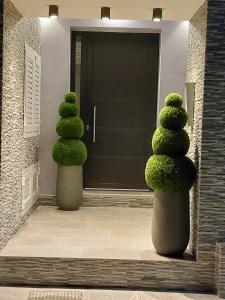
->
(52, 92, 87, 166)
(160, 106, 188, 130)
(145, 92, 196, 192)
(152, 127, 190, 156)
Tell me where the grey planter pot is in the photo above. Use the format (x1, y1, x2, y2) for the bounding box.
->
(152, 190, 190, 256)
(56, 165, 83, 211)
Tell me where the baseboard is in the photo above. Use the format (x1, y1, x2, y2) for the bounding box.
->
(38, 190, 153, 208)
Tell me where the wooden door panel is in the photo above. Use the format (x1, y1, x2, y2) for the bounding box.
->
(76, 32, 159, 190)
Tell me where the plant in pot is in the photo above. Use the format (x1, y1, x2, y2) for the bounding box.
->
(145, 92, 197, 256)
(52, 92, 87, 211)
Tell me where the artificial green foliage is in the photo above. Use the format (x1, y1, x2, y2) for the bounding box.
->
(52, 91, 87, 166)
(152, 127, 190, 156)
(145, 92, 196, 192)
(165, 92, 183, 108)
(53, 139, 87, 166)
(160, 106, 188, 130)
(65, 92, 77, 103)
(59, 102, 78, 117)
(56, 117, 84, 139)
(145, 155, 197, 192)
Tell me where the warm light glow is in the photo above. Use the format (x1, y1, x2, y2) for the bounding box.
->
(101, 7, 110, 20)
(152, 8, 162, 22)
(49, 5, 59, 18)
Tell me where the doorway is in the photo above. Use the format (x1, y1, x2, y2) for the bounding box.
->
(71, 32, 159, 190)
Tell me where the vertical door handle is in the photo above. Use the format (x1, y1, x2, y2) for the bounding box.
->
(93, 105, 96, 143)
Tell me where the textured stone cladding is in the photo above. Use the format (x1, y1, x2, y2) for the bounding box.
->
(0, 256, 215, 293)
(0, 0, 40, 250)
(216, 243, 225, 298)
(39, 191, 154, 208)
(188, 0, 225, 294)
(0, 0, 3, 155)
(198, 0, 225, 289)
(187, 1, 207, 256)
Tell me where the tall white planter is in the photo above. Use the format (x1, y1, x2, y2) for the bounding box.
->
(56, 165, 83, 211)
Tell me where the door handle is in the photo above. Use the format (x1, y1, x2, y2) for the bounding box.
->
(93, 105, 96, 143)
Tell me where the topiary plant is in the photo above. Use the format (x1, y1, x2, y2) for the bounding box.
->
(52, 92, 87, 166)
(145, 92, 196, 192)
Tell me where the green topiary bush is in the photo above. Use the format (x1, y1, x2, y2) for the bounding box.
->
(145, 155, 196, 192)
(52, 92, 87, 166)
(53, 138, 87, 166)
(152, 127, 190, 156)
(165, 92, 183, 107)
(145, 93, 196, 192)
(65, 92, 77, 103)
(56, 117, 84, 139)
(59, 102, 78, 117)
(160, 106, 188, 130)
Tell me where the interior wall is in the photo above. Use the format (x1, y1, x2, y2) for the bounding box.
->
(39, 19, 189, 197)
(0, 0, 40, 249)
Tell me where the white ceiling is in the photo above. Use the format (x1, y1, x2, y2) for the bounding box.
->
(11, 0, 204, 21)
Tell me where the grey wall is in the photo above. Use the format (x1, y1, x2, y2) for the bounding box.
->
(187, 1, 207, 255)
(0, 0, 40, 249)
(186, 0, 225, 292)
(39, 19, 189, 196)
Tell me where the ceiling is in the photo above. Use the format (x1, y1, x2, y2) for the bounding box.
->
(11, 0, 204, 21)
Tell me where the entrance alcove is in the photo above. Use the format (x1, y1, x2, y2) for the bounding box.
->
(0, 0, 225, 297)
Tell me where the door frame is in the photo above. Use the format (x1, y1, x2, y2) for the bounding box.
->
(70, 29, 161, 191)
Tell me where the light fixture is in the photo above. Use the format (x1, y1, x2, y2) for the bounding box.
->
(101, 7, 110, 20)
(49, 5, 59, 18)
(153, 8, 162, 22)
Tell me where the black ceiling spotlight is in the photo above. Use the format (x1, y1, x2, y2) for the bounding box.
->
(153, 8, 162, 22)
(49, 5, 59, 18)
(101, 7, 110, 20)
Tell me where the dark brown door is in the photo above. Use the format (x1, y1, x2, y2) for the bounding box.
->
(74, 32, 159, 190)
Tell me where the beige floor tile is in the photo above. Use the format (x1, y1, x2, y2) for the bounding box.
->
(0, 245, 83, 258)
(82, 247, 142, 259)
(38, 228, 90, 238)
(87, 222, 148, 231)
(110, 228, 151, 239)
(0, 206, 188, 261)
(133, 237, 154, 249)
(4, 236, 59, 248)
(58, 235, 134, 249)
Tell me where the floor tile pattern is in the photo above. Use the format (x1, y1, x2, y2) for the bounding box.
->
(0, 206, 155, 260)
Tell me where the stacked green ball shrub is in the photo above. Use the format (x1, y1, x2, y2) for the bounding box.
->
(52, 92, 87, 166)
(145, 93, 196, 192)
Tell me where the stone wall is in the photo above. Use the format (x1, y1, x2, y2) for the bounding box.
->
(187, 0, 225, 294)
(0, 0, 3, 157)
(198, 0, 225, 283)
(0, 0, 40, 249)
(187, 1, 208, 256)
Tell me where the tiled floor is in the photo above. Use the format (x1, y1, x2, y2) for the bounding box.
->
(0, 287, 219, 300)
(0, 206, 192, 260)
(0, 206, 157, 259)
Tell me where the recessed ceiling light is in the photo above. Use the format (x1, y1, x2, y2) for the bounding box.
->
(153, 8, 162, 22)
(101, 7, 110, 20)
(49, 5, 59, 18)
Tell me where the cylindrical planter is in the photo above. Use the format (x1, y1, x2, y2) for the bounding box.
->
(152, 190, 190, 256)
(56, 165, 83, 211)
